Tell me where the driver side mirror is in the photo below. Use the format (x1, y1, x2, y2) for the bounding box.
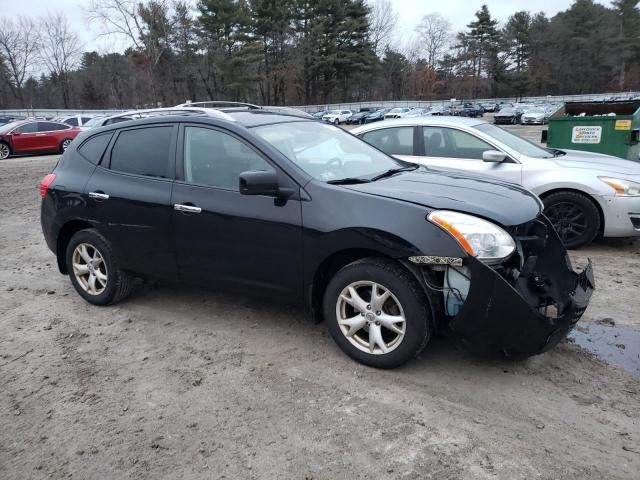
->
(239, 170, 279, 196)
(482, 150, 507, 163)
(12, 129, 22, 135)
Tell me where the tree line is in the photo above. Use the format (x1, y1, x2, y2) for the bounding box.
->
(0, 0, 638, 110)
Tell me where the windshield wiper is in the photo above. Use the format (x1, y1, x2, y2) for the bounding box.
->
(326, 177, 371, 185)
(370, 165, 418, 181)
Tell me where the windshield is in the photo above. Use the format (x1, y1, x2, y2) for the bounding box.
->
(527, 109, 545, 114)
(253, 122, 405, 182)
(0, 121, 23, 133)
(473, 123, 555, 159)
(83, 116, 105, 127)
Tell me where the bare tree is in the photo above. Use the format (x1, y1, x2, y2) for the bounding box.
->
(0, 17, 39, 106)
(38, 12, 83, 108)
(415, 13, 452, 69)
(86, 0, 144, 50)
(367, 0, 399, 57)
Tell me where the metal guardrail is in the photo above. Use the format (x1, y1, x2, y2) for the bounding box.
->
(1, 92, 638, 117)
(291, 92, 640, 112)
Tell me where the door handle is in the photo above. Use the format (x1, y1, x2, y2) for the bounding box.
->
(174, 204, 202, 214)
(36, 133, 47, 136)
(88, 192, 109, 200)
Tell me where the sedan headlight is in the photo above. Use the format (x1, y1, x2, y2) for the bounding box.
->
(599, 177, 640, 196)
(428, 210, 516, 264)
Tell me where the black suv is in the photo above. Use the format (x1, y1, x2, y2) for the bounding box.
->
(40, 110, 594, 368)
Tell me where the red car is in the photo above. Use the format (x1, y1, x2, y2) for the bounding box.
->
(0, 120, 80, 160)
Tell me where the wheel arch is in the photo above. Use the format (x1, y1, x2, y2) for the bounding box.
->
(538, 187, 605, 234)
(309, 248, 394, 323)
(56, 219, 94, 274)
(308, 248, 440, 325)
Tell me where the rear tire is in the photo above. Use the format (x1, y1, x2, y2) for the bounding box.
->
(0, 142, 10, 160)
(323, 258, 433, 369)
(543, 191, 600, 249)
(65, 229, 134, 305)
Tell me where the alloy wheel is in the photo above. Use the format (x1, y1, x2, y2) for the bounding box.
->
(335, 281, 406, 355)
(62, 139, 72, 151)
(0, 143, 9, 160)
(72, 243, 108, 295)
(545, 201, 588, 244)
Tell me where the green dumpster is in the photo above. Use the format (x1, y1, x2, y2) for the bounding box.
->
(543, 101, 640, 161)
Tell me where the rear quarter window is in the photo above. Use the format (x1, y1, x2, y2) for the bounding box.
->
(78, 132, 114, 165)
(109, 126, 173, 178)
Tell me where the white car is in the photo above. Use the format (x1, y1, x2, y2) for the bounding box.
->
(55, 115, 95, 128)
(322, 110, 354, 124)
(384, 108, 412, 119)
(353, 117, 640, 248)
(520, 108, 549, 125)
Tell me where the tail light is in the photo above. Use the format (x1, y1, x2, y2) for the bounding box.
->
(39, 173, 56, 198)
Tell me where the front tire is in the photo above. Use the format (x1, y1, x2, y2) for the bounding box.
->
(543, 191, 600, 249)
(65, 229, 134, 305)
(323, 258, 433, 368)
(0, 142, 10, 160)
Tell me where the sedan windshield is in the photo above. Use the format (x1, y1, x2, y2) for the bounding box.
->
(473, 123, 555, 159)
(253, 122, 407, 182)
(0, 121, 23, 133)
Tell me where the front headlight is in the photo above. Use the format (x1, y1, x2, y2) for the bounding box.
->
(428, 210, 516, 264)
(599, 177, 640, 196)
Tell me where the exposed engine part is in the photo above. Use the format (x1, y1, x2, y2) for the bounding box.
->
(443, 266, 471, 316)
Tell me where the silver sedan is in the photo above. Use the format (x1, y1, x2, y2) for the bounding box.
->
(352, 117, 640, 248)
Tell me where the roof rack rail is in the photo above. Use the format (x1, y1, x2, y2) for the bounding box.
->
(176, 101, 262, 110)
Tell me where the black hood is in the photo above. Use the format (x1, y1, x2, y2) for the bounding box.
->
(343, 167, 542, 226)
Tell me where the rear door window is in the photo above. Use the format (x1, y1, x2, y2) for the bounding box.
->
(360, 127, 414, 156)
(65, 118, 78, 126)
(78, 132, 113, 165)
(38, 122, 69, 132)
(109, 126, 174, 178)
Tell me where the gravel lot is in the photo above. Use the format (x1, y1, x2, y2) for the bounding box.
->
(1, 128, 639, 479)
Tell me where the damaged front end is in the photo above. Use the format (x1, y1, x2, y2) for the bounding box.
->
(422, 215, 595, 356)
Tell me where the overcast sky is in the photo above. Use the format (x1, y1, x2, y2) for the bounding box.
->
(1, 0, 616, 54)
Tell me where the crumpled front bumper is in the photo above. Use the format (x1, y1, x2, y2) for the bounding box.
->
(446, 216, 595, 356)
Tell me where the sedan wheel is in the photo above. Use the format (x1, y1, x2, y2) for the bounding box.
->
(0, 143, 10, 160)
(323, 258, 432, 368)
(61, 139, 72, 152)
(543, 191, 600, 249)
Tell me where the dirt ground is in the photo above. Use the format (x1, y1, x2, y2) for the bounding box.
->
(1, 147, 639, 480)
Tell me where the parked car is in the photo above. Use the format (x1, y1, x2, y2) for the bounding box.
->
(429, 106, 451, 116)
(322, 110, 354, 124)
(344, 109, 376, 124)
(403, 108, 430, 118)
(363, 108, 391, 123)
(312, 110, 329, 119)
(56, 115, 95, 128)
(481, 103, 499, 113)
(462, 104, 484, 118)
(384, 108, 411, 119)
(0, 120, 80, 159)
(353, 116, 640, 248)
(40, 109, 593, 368)
(520, 107, 550, 125)
(493, 107, 521, 124)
